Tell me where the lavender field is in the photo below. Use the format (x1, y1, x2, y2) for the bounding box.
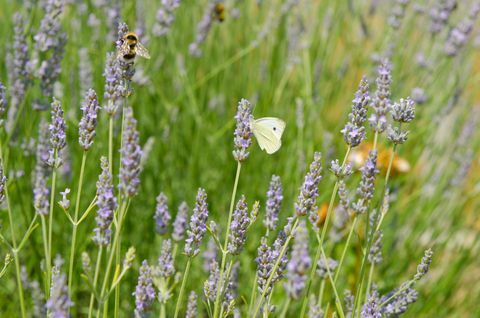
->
(0, 0, 479, 317)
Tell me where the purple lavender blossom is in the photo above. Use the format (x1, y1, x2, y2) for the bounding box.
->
(369, 61, 392, 133)
(368, 230, 383, 265)
(308, 295, 324, 318)
(118, 107, 143, 198)
(228, 195, 250, 255)
(172, 202, 188, 242)
(264, 175, 283, 232)
(256, 237, 273, 295)
(429, 0, 458, 34)
(361, 294, 382, 318)
(316, 257, 338, 278)
(33, 179, 49, 216)
(33, 120, 51, 216)
(103, 52, 124, 116)
(184, 188, 209, 257)
(388, 0, 410, 29)
(153, 0, 181, 37)
(411, 87, 427, 105)
(7, 13, 30, 132)
(232, 99, 253, 162)
(444, 4, 480, 56)
(38, 34, 66, 103)
(48, 98, 67, 168)
(0, 162, 6, 205)
(341, 76, 370, 147)
(93, 157, 117, 246)
(285, 220, 311, 299)
(295, 152, 323, 222)
(46, 263, 73, 317)
(330, 160, 353, 179)
(203, 259, 219, 301)
(78, 49, 93, 95)
(186, 291, 197, 318)
(224, 262, 240, 308)
(154, 192, 171, 235)
(391, 98, 415, 123)
(0, 82, 7, 126)
(352, 150, 379, 215)
(381, 283, 418, 316)
(79, 89, 100, 151)
(414, 248, 433, 281)
(203, 237, 218, 272)
(189, 3, 215, 57)
(133, 260, 156, 318)
(34, 0, 65, 52)
(158, 239, 174, 278)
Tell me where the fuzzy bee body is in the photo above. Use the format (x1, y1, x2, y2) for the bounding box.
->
(214, 3, 226, 22)
(117, 32, 150, 63)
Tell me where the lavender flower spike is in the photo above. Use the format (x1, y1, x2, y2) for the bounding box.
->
(341, 76, 370, 147)
(133, 260, 156, 318)
(103, 52, 124, 116)
(264, 175, 283, 232)
(361, 295, 382, 318)
(34, 0, 65, 52)
(295, 152, 323, 221)
(232, 98, 254, 162)
(391, 97, 415, 123)
(158, 239, 175, 278)
(93, 157, 117, 246)
(189, 3, 215, 57)
(352, 150, 379, 215)
(0, 162, 6, 205)
(203, 259, 220, 301)
(153, 0, 181, 37)
(186, 291, 198, 318)
(285, 220, 311, 299)
(48, 98, 67, 167)
(228, 195, 250, 255)
(172, 202, 188, 242)
(414, 248, 433, 281)
(79, 89, 100, 151)
(154, 192, 171, 235)
(46, 263, 73, 317)
(118, 106, 143, 198)
(255, 237, 273, 295)
(0, 82, 7, 126)
(184, 188, 209, 257)
(369, 60, 392, 133)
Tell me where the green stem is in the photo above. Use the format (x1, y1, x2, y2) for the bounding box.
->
(47, 150, 58, 281)
(40, 215, 50, 295)
(173, 258, 191, 318)
(160, 303, 166, 318)
(213, 162, 242, 318)
(334, 216, 358, 283)
(279, 297, 291, 318)
(319, 244, 345, 318)
(318, 279, 325, 305)
(68, 151, 88, 296)
(0, 141, 26, 318)
(366, 263, 375, 297)
(299, 147, 351, 318)
(88, 247, 104, 318)
(252, 217, 299, 317)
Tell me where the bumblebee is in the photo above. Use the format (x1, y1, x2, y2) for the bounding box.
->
(214, 3, 226, 22)
(116, 32, 150, 63)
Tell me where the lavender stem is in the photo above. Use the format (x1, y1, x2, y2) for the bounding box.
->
(88, 247, 103, 318)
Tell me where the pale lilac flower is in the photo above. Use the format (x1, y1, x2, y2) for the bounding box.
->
(429, 0, 457, 34)
(8, 13, 30, 132)
(368, 230, 383, 265)
(78, 49, 92, 95)
(256, 237, 273, 295)
(133, 260, 156, 317)
(118, 107, 143, 198)
(361, 294, 382, 318)
(154, 192, 171, 235)
(158, 239, 174, 278)
(203, 237, 218, 272)
(369, 61, 392, 133)
(93, 157, 117, 246)
(341, 76, 370, 147)
(317, 257, 338, 278)
(153, 0, 181, 37)
(58, 188, 70, 211)
(228, 195, 250, 255)
(411, 88, 427, 105)
(46, 262, 73, 318)
(33, 120, 51, 216)
(103, 52, 124, 116)
(381, 283, 417, 316)
(308, 295, 324, 318)
(186, 291, 197, 318)
(224, 262, 240, 308)
(0, 82, 7, 125)
(33, 178, 50, 215)
(352, 150, 379, 215)
(189, 3, 215, 57)
(444, 4, 480, 56)
(184, 188, 209, 257)
(388, 0, 410, 29)
(285, 221, 311, 299)
(172, 202, 188, 241)
(79, 89, 100, 151)
(232, 99, 253, 162)
(0, 162, 5, 204)
(330, 160, 353, 179)
(264, 175, 283, 232)
(34, 0, 65, 52)
(345, 290, 355, 317)
(48, 98, 67, 167)
(295, 152, 323, 222)
(414, 248, 433, 281)
(391, 98, 415, 123)
(38, 34, 66, 102)
(203, 259, 219, 301)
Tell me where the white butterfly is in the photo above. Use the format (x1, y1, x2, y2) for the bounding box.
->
(250, 117, 286, 154)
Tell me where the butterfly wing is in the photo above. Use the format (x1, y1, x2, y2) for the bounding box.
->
(251, 117, 286, 154)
